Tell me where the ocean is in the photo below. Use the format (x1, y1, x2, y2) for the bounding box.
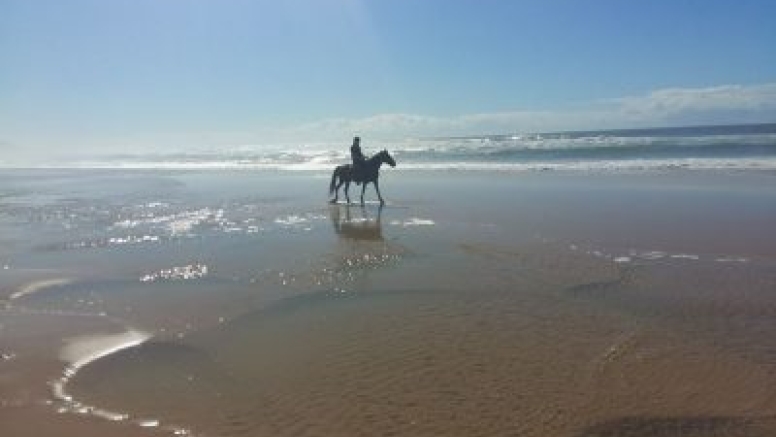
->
(2, 124, 776, 436)
(40, 123, 776, 172)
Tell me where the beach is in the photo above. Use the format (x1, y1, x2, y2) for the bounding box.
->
(2, 168, 776, 436)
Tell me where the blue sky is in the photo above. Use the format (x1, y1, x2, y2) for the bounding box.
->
(2, 0, 775, 159)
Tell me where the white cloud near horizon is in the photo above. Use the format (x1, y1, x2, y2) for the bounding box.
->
(283, 82, 776, 141)
(614, 83, 776, 117)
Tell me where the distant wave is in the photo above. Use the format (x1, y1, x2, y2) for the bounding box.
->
(17, 124, 776, 172)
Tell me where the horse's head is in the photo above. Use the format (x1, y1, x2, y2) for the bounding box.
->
(379, 149, 396, 167)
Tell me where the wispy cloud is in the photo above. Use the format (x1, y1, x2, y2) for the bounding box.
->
(283, 82, 776, 140)
(620, 83, 776, 114)
(612, 83, 776, 118)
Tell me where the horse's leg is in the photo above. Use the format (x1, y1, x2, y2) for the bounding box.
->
(331, 172, 341, 203)
(360, 181, 368, 205)
(329, 168, 339, 203)
(344, 180, 351, 204)
(374, 179, 385, 205)
(336, 177, 346, 203)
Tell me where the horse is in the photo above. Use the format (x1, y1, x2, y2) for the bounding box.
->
(329, 149, 396, 205)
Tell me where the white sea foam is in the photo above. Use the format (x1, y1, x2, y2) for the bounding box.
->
(50, 328, 192, 433)
(145, 202, 169, 208)
(274, 213, 326, 227)
(715, 256, 749, 263)
(107, 235, 161, 245)
(670, 254, 700, 260)
(274, 215, 308, 226)
(390, 218, 435, 227)
(393, 157, 776, 173)
(581, 245, 752, 266)
(45, 156, 776, 172)
(571, 243, 750, 267)
(113, 208, 222, 236)
(636, 251, 667, 260)
(59, 329, 150, 373)
(140, 263, 209, 283)
(53, 329, 150, 411)
(1, 351, 18, 361)
(10, 278, 72, 300)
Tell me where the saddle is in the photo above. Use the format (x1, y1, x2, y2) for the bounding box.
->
(353, 161, 365, 185)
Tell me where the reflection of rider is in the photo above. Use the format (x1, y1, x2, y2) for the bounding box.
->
(350, 136, 366, 184)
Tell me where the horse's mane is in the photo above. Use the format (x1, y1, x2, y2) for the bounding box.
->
(368, 149, 388, 162)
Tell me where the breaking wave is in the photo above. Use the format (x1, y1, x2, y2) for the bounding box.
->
(21, 124, 776, 172)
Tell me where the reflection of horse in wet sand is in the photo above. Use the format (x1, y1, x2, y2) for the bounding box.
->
(329, 150, 396, 205)
(329, 204, 383, 241)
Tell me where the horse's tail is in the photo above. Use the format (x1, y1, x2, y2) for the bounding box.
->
(329, 167, 338, 196)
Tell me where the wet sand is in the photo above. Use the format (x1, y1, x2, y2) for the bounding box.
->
(1, 169, 776, 436)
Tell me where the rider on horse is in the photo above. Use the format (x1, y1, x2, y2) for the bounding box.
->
(350, 136, 366, 184)
(330, 140, 396, 205)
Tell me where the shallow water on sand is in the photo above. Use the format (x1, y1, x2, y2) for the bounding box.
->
(2, 169, 776, 436)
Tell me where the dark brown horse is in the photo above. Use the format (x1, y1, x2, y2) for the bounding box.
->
(329, 149, 396, 205)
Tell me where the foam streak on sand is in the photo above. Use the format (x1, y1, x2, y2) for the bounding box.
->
(390, 218, 435, 227)
(50, 329, 193, 433)
(10, 278, 72, 300)
(53, 330, 149, 415)
(59, 330, 150, 373)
